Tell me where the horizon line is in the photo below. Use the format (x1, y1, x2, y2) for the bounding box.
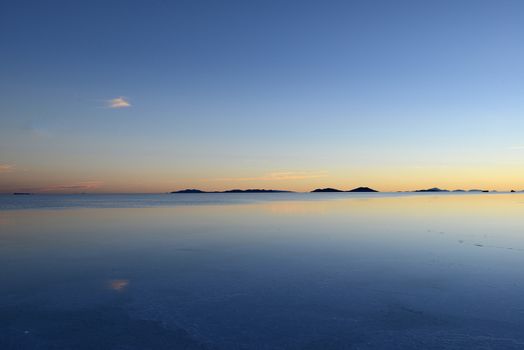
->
(2, 187, 523, 195)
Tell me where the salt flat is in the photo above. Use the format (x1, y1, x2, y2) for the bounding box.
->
(1, 193, 524, 349)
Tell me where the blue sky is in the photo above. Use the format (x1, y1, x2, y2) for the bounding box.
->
(1, 0, 524, 192)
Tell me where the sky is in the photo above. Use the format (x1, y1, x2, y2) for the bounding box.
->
(1, 0, 524, 193)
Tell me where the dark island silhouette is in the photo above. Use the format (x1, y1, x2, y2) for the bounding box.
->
(311, 188, 344, 193)
(311, 187, 378, 193)
(348, 187, 378, 192)
(414, 188, 449, 192)
(173, 189, 206, 193)
(413, 188, 494, 193)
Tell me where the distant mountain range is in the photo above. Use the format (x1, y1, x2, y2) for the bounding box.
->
(167, 187, 523, 194)
(9, 188, 524, 195)
(414, 188, 490, 193)
(172, 187, 379, 194)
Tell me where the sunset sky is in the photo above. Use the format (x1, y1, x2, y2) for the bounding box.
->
(1, 0, 524, 193)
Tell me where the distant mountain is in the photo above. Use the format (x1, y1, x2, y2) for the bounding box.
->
(347, 187, 378, 192)
(12, 192, 32, 195)
(468, 189, 484, 192)
(414, 188, 449, 192)
(171, 189, 207, 193)
(171, 189, 291, 194)
(311, 188, 344, 193)
(452, 189, 466, 192)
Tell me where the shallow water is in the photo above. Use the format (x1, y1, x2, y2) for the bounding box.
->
(1, 193, 524, 349)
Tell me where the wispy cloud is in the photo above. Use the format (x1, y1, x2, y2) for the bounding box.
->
(214, 171, 328, 182)
(107, 97, 131, 109)
(0, 164, 14, 173)
(508, 146, 524, 150)
(39, 181, 103, 192)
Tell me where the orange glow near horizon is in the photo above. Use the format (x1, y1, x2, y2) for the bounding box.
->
(1, 164, 523, 194)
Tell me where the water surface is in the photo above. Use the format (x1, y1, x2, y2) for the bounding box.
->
(1, 193, 524, 349)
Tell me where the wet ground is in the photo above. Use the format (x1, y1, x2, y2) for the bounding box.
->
(1, 193, 524, 349)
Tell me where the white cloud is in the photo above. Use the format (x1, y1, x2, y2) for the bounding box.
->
(107, 97, 131, 109)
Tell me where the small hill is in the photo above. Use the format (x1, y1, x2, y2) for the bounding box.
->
(171, 189, 206, 193)
(311, 188, 344, 193)
(347, 187, 378, 192)
(414, 188, 449, 192)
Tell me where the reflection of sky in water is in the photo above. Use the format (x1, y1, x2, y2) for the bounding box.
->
(1, 194, 524, 349)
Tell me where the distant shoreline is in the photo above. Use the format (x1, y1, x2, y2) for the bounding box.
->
(169, 186, 520, 194)
(2, 187, 522, 196)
